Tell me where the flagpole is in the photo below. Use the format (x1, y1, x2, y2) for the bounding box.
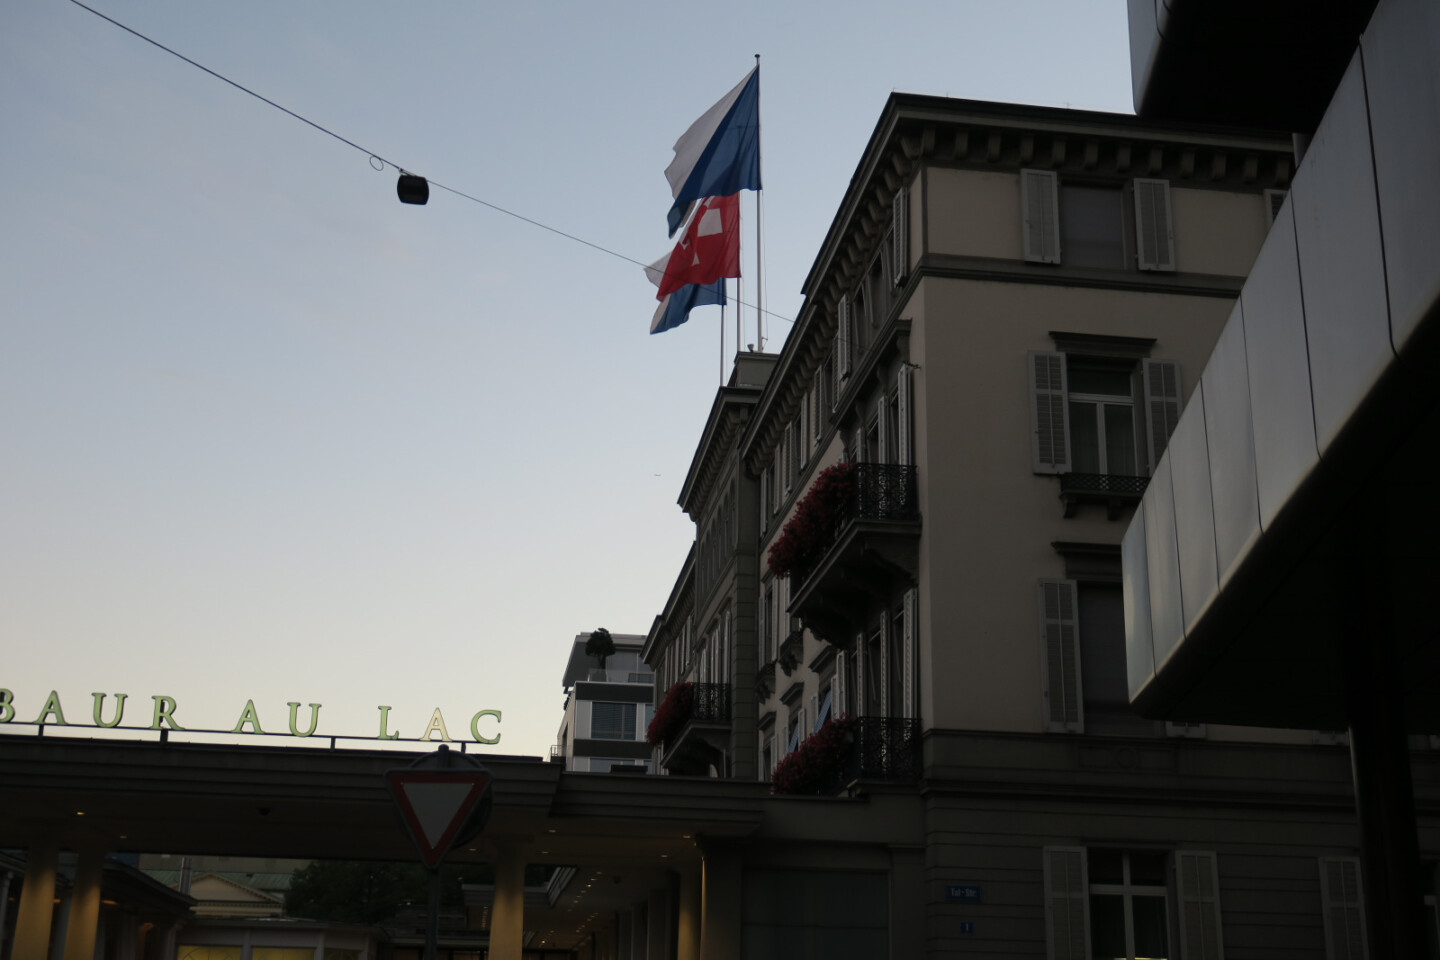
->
(754, 53, 764, 353)
(720, 290, 726, 384)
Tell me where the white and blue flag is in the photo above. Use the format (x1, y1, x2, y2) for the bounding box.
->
(664, 67, 761, 236)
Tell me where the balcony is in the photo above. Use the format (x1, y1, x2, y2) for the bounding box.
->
(655, 682, 732, 777)
(1058, 472, 1149, 519)
(787, 463, 920, 643)
(773, 716, 922, 795)
(585, 668, 653, 684)
(844, 717, 922, 784)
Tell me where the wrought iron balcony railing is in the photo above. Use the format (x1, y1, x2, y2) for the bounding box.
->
(1057, 473, 1149, 519)
(1059, 473, 1149, 496)
(689, 682, 732, 724)
(791, 462, 919, 590)
(844, 717, 921, 783)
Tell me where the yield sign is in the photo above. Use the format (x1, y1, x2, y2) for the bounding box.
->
(386, 769, 491, 867)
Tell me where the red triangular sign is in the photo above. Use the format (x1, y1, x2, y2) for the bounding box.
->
(386, 770, 490, 867)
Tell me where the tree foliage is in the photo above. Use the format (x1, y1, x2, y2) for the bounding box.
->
(585, 627, 616, 665)
(284, 860, 466, 924)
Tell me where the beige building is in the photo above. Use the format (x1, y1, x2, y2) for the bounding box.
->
(645, 93, 1440, 956)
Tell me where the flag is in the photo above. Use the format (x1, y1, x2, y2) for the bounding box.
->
(653, 194, 740, 299)
(665, 67, 761, 236)
(647, 278, 726, 335)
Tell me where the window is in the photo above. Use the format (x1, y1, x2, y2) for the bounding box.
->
(590, 702, 637, 740)
(1023, 170, 1174, 271)
(1319, 858, 1368, 960)
(1068, 361, 1138, 476)
(1089, 850, 1172, 960)
(786, 706, 805, 753)
(1030, 352, 1181, 477)
(1044, 848, 1224, 960)
(1062, 184, 1126, 269)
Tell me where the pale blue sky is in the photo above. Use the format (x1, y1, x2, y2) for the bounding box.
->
(2, 1, 1135, 755)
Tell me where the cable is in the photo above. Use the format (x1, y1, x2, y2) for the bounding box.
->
(63, 0, 796, 328)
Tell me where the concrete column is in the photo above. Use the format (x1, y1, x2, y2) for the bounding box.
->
(699, 844, 741, 960)
(646, 884, 671, 960)
(489, 844, 526, 960)
(675, 867, 701, 960)
(13, 841, 60, 960)
(629, 902, 647, 960)
(616, 911, 631, 960)
(62, 848, 105, 960)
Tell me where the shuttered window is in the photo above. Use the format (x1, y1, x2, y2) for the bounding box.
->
(1264, 188, 1288, 228)
(1176, 851, 1225, 960)
(1143, 358, 1183, 472)
(1319, 858, 1368, 960)
(902, 588, 917, 718)
(898, 364, 913, 465)
(1043, 846, 1090, 960)
(591, 702, 636, 741)
(1030, 351, 1072, 474)
(892, 188, 909, 284)
(835, 295, 852, 385)
(1039, 579, 1084, 733)
(1022, 169, 1061, 263)
(1134, 178, 1176, 271)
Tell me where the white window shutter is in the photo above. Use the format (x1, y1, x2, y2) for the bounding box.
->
(1030, 351, 1072, 474)
(1022, 169, 1061, 263)
(834, 651, 847, 717)
(1043, 846, 1090, 960)
(876, 397, 890, 468)
(1319, 858, 1368, 960)
(892, 188, 909, 284)
(836, 295, 852, 381)
(1177, 851, 1225, 960)
(812, 369, 826, 446)
(782, 424, 794, 492)
(878, 617, 890, 718)
(902, 588, 917, 719)
(898, 364, 913, 465)
(1264, 188, 1288, 228)
(1134, 178, 1176, 271)
(1143, 359, 1182, 473)
(1039, 579, 1084, 733)
(854, 632, 866, 716)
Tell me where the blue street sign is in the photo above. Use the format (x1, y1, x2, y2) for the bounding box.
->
(945, 884, 982, 902)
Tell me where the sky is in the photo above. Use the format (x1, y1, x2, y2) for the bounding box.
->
(1, 1, 1135, 757)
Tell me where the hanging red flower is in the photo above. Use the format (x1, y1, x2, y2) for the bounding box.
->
(770, 715, 858, 795)
(646, 681, 695, 747)
(766, 461, 856, 578)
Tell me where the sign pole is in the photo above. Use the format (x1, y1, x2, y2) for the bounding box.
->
(386, 744, 494, 960)
(424, 867, 441, 960)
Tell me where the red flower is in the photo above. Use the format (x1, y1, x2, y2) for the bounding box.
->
(647, 682, 695, 747)
(767, 461, 856, 578)
(770, 715, 858, 795)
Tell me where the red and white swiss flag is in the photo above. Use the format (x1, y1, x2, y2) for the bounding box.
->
(654, 194, 741, 299)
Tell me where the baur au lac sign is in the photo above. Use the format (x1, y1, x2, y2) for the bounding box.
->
(0, 688, 502, 744)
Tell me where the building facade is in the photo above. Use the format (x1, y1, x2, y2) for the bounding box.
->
(554, 633, 655, 774)
(645, 93, 1440, 956)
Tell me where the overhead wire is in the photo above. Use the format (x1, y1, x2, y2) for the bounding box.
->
(63, 0, 796, 328)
